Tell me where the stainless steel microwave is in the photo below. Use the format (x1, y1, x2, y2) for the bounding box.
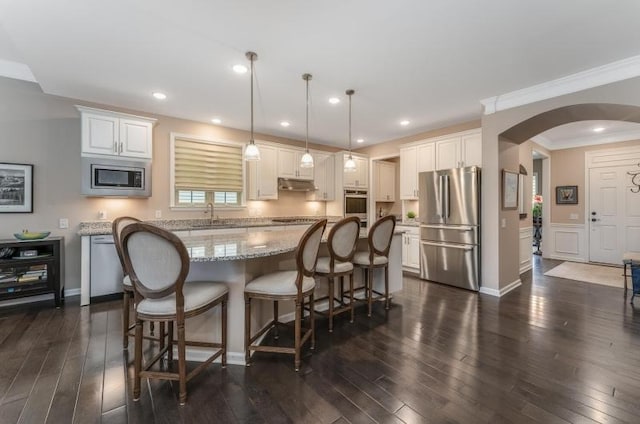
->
(81, 157, 151, 197)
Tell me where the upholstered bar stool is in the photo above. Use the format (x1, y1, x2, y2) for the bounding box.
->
(244, 219, 326, 371)
(313, 217, 360, 332)
(353, 215, 396, 316)
(122, 222, 228, 405)
(112, 216, 142, 348)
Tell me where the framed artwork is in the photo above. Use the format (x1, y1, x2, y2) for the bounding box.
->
(502, 169, 519, 210)
(556, 185, 578, 204)
(0, 163, 33, 213)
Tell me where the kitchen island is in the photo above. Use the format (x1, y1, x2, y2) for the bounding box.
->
(80, 223, 403, 364)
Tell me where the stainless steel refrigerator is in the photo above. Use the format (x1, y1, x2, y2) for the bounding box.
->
(418, 166, 480, 291)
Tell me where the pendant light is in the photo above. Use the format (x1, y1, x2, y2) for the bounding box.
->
(344, 89, 357, 172)
(244, 51, 260, 161)
(300, 73, 314, 168)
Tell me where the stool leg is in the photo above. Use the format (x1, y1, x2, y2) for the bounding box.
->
(133, 317, 143, 401)
(309, 293, 315, 351)
(221, 299, 227, 367)
(384, 265, 390, 310)
(167, 321, 174, 363)
(349, 272, 354, 323)
(177, 319, 187, 405)
(367, 268, 373, 317)
(328, 278, 335, 332)
(294, 299, 302, 371)
(273, 300, 279, 340)
(244, 295, 251, 367)
(624, 263, 628, 293)
(159, 322, 166, 352)
(122, 290, 130, 349)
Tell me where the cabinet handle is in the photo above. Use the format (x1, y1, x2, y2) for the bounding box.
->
(114, 141, 118, 153)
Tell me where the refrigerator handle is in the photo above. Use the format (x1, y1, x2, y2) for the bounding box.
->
(443, 174, 450, 221)
(438, 174, 444, 220)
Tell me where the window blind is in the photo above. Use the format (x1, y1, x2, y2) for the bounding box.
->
(174, 138, 243, 192)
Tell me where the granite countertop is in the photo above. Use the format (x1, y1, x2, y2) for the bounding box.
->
(78, 216, 342, 236)
(181, 227, 402, 262)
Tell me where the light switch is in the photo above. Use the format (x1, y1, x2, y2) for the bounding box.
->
(569, 213, 578, 220)
(59, 218, 69, 229)
(501, 218, 506, 228)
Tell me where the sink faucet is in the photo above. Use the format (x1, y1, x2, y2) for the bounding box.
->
(205, 202, 216, 225)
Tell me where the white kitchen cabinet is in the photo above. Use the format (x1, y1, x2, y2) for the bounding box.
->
(343, 155, 368, 188)
(461, 131, 482, 167)
(278, 147, 313, 180)
(248, 144, 278, 200)
(306, 152, 335, 201)
(435, 129, 482, 170)
(398, 226, 420, 270)
(400, 143, 435, 199)
(78, 106, 155, 159)
(375, 161, 396, 202)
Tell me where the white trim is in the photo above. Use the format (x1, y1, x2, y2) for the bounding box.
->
(549, 223, 586, 229)
(0, 59, 37, 83)
(479, 279, 522, 297)
(519, 227, 533, 274)
(65, 288, 81, 297)
(547, 223, 587, 262)
(399, 128, 481, 149)
(75, 105, 156, 124)
(532, 128, 640, 151)
(481, 54, 640, 114)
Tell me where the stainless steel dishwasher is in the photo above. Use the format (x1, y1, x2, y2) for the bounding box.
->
(90, 235, 124, 299)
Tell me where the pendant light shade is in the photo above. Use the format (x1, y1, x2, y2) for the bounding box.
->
(300, 73, 314, 168)
(344, 89, 357, 173)
(244, 51, 260, 161)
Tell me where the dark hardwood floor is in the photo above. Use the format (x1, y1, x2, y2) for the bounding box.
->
(1, 256, 640, 424)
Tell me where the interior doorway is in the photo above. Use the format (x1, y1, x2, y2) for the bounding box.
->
(532, 149, 550, 258)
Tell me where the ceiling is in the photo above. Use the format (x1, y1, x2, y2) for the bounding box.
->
(533, 120, 640, 150)
(1, 0, 640, 148)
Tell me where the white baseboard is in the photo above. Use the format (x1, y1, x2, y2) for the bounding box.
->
(547, 254, 587, 263)
(480, 279, 522, 297)
(65, 288, 81, 297)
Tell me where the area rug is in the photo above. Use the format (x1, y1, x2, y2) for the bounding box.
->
(544, 261, 624, 288)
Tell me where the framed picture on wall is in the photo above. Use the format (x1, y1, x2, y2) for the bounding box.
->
(556, 185, 578, 204)
(0, 163, 33, 213)
(502, 169, 519, 210)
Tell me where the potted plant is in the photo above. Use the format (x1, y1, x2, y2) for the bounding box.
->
(532, 194, 542, 223)
(406, 211, 416, 222)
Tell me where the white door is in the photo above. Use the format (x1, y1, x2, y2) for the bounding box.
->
(589, 165, 640, 264)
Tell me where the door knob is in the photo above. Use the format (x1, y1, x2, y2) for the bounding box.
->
(591, 211, 596, 215)
(591, 218, 599, 222)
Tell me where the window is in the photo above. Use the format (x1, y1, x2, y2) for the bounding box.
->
(171, 134, 245, 208)
(532, 172, 538, 196)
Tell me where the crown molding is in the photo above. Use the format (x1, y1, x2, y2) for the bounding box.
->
(481, 55, 640, 115)
(532, 127, 640, 151)
(0, 59, 36, 83)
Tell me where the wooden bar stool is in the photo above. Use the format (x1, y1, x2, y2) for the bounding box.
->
(353, 215, 396, 316)
(313, 217, 360, 332)
(122, 222, 228, 405)
(244, 219, 326, 371)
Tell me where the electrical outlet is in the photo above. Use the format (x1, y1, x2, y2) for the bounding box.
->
(155, 210, 162, 219)
(98, 210, 107, 220)
(59, 218, 69, 229)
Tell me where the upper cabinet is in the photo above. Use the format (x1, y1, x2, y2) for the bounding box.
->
(306, 152, 335, 201)
(247, 144, 278, 200)
(375, 161, 396, 202)
(435, 129, 482, 170)
(400, 143, 435, 200)
(77, 106, 156, 159)
(278, 147, 314, 180)
(343, 154, 369, 188)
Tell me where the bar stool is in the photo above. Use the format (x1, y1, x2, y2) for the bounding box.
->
(121, 222, 228, 405)
(313, 217, 360, 332)
(353, 215, 396, 316)
(623, 252, 640, 292)
(112, 216, 141, 348)
(244, 219, 326, 371)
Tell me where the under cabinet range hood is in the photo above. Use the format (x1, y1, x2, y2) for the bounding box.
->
(277, 178, 317, 192)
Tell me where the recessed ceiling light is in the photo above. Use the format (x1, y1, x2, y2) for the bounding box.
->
(328, 97, 340, 105)
(233, 64, 248, 74)
(400, 120, 410, 126)
(152, 92, 167, 100)
(280, 121, 290, 127)
(211, 118, 222, 125)
(356, 138, 364, 143)
(592, 126, 605, 132)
